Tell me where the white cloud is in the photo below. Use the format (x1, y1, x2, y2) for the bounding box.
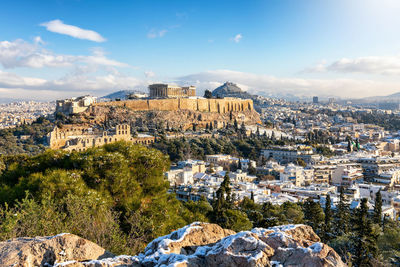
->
(0, 38, 135, 100)
(231, 34, 242, 43)
(0, 39, 128, 69)
(40, 19, 106, 42)
(305, 55, 400, 75)
(34, 36, 45, 45)
(0, 39, 75, 68)
(147, 29, 168, 39)
(177, 69, 400, 98)
(144, 71, 155, 78)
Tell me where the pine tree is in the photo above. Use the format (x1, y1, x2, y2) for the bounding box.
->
(323, 194, 333, 242)
(373, 190, 382, 226)
(303, 198, 324, 235)
(352, 198, 378, 267)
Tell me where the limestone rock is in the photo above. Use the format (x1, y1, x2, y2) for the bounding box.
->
(0, 233, 113, 266)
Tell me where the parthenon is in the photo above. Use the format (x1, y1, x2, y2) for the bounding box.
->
(149, 84, 196, 98)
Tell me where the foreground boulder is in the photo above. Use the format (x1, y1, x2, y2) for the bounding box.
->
(0, 223, 346, 267)
(0, 233, 113, 266)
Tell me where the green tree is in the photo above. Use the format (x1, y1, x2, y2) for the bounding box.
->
(234, 119, 238, 132)
(373, 190, 383, 227)
(334, 187, 350, 236)
(303, 198, 324, 235)
(323, 194, 333, 242)
(347, 139, 352, 153)
(204, 89, 212, 99)
(352, 198, 379, 267)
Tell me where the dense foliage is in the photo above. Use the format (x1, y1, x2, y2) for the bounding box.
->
(0, 142, 203, 254)
(0, 117, 54, 155)
(152, 134, 293, 163)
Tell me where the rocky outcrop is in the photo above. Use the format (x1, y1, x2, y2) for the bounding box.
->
(0, 233, 113, 266)
(0, 223, 346, 267)
(81, 106, 261, 131)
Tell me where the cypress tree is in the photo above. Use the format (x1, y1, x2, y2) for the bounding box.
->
(347, 139, 352, 152)
(240, 122, 246, 136)
(271, 131, 275, 141)
(238, 159, 242, 170)
(234, 119, 238, 132)
(323, 194, 333, 242)
(334, 187, 350, 236)
(373, 190, 382, 226)
(250, 191, 254, 202)
(221, 173, 232, 207)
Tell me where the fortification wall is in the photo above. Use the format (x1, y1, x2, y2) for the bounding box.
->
(94, 98, 253, 114)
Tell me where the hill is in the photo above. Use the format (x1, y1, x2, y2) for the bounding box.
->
(351, 91, 400, 104)
(212, 82, 254, 99)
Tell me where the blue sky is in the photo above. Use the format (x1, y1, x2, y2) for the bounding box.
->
(2, 0, 400, 100)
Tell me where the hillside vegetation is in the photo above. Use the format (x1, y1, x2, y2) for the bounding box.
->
(0, 142, 203, 254)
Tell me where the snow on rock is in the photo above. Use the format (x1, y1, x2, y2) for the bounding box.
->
(308, 242, 324, 253)
(0, 223, 346, 267)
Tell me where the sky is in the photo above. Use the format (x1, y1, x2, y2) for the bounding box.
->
(2, 0, 400, 101)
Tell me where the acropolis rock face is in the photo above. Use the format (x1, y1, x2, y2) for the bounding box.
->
(82, 103, 261, 131)
(0, 223, 346, 267)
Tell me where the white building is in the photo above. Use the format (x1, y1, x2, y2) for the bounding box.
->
(331, 164, 363, 186)
(280, 164, 313, 186)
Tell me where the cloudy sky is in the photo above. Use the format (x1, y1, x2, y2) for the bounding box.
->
(2, 0, 400, 101)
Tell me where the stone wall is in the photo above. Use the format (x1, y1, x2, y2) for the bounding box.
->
(94, 98, 253, 114)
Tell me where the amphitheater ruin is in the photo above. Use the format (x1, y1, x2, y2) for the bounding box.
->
(48, 124, 155, 152)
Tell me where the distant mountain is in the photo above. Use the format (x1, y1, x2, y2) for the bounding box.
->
(351, 91, 400, 104)
(101, 90, 146, 100)
(211, 82, 253, 99)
